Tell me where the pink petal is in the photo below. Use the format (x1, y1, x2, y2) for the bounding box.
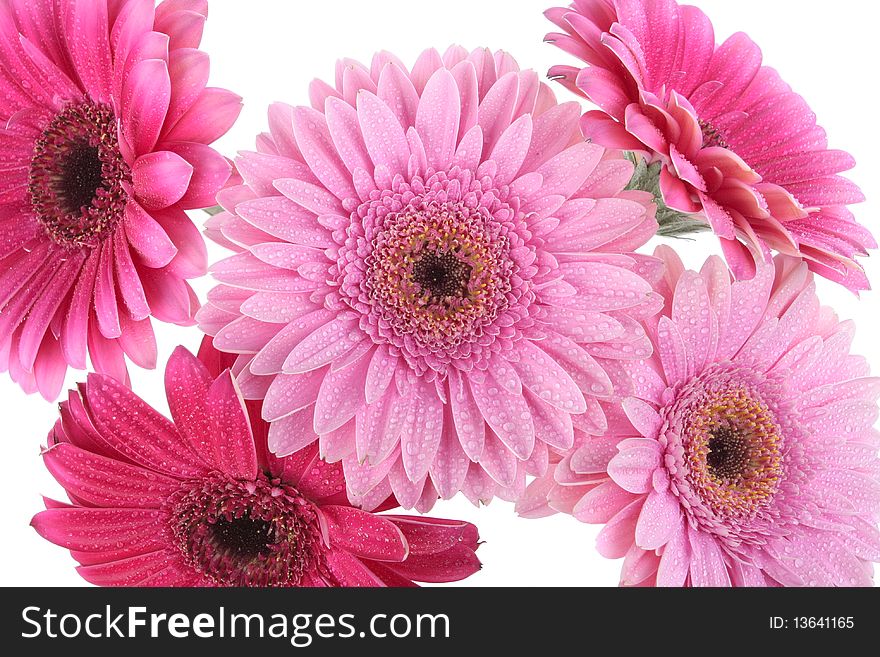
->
(595, 500, 641, 559)
(364, 346, 398, 405)
(75, 551, 175, 586)
(282, 317, 364, 374)
(322, 505, 408, 562)
(313, 353, 370, 434)
(538, 141, 604, 198)
(430, 417, 471, 499)
(322, 549, 386, 587)
(448, 371, 486, 461)
(607, 439, 661, 494)
(204, 371, 258, 480)
(164, 346, 217, 461)
(356, 392, 405, 464)
(113, 231, 151, 320)
(356, 91, 410, 175)
(43, 443, 180, 508)
(292, 106, 357, 200)
(381, 543, 481, 584)
(33, 336, 68, 401)
(469, 375, 535, 460)
(376, 62, 420, 131)
(83, 373, 206, 477)
(477, 71, 518, 154)
(400, 385, 445, 483)
(94, 241, 121, 339)
(656, 316, 689, 383)
(124, 202, 177, 268)
(18, 253, 83, 370)
(164, 48, 209, 129)
(63, 0, 112, 102)
(513, 341, 587, 414)
(635, 488, 681, 550)
(274, 177, 344, 217)
(154, 206, 207, 279)
(415, 69, 460, 170)
(324, 97, 373, 175)
(132, 150, 193, 209)
(267, 407, 318, 458)
(32, 506, 164, 556)
(687, 526, 732, 587)
(167, 141, 231, 209)
(656, 518, 691, 587)
(621, 397, 662, 438)
(122, 58, 171, 157)
(478, 434, 519, 489)
(572, 481, 636, 524)
(162, 87, 242, 145)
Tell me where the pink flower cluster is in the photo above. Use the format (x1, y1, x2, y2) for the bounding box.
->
(1, 0, 877, 588)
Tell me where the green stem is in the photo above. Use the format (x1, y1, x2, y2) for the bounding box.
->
(624, 152, 710, 240)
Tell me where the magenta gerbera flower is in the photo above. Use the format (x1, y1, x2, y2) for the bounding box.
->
(546, 0, 873, 290)
(519, 249, 880, 586)
(0, 0, 242, 399)
(32, 338, 481, 587)
(199, 46, 663, 509)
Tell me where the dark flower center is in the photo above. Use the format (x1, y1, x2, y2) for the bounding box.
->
(707, 427, 751, 480)
(412, 251, 472, 302)
(58, 144, 106, 212)
(208, 515, 275, 561)
(167, 473, 329, 587)
(29, 101, 131, 249)
(698, 118, 730, 150)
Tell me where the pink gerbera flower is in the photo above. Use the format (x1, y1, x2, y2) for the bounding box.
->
(546, 0, 873, 290)
(199, 46, 663, 510)
(32, 338, 481, 587)
(519, 249, 880, 586)
(0, 0, 242, 399)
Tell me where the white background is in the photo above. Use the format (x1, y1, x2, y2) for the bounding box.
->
(1, 0, 877, 587)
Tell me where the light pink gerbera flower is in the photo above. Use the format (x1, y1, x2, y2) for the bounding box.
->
(546, 0, 873, 291)
(519, 249, 880, 586)
(0, 0, 242, 399)
(32, 338, 481, 587)
(199, 46, 662, 510)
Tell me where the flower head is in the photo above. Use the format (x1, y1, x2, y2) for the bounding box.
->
(546, 0, 873, 290)
(199, 47, 662, 509)
(32, 338, 482, 587)
(519, 249, 880, 586)
(0, 0, 242, 399)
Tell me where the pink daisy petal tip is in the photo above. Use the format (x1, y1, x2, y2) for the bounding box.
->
(0, 0, 242, 400)
(31, 337, 482, 588)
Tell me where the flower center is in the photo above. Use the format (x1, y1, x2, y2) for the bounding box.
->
(208, 516, 274, 560)
(663, 366, 786, 528)
(411, 251, 473, 302)
(698, 118, 730, 150)
(706, 427, 751, 479)
(167, 473, 328, 587)
(683, 386, 784, 519)
(29, 101, 131, 249)
(363, 200, 514, 356)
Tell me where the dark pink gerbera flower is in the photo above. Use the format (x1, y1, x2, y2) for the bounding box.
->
(31, 339, 481, 587)
(0, 0, 242, 399)
(546, 0, 873, 291)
